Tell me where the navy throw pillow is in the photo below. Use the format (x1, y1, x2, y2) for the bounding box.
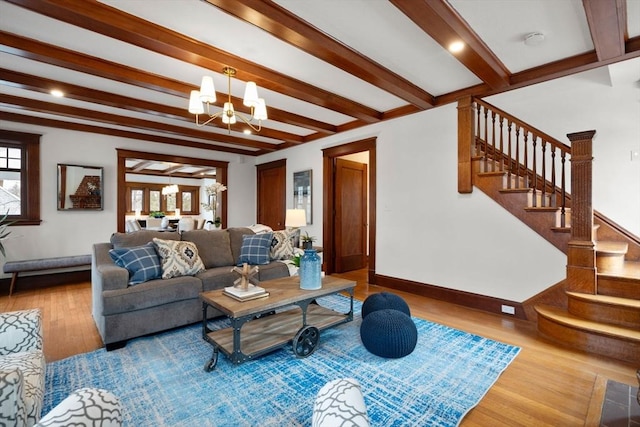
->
(109, 242, 162, 285)
(238, 232, 273, 265)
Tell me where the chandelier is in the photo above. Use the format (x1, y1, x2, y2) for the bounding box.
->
(188, 66, 268, 134)
(162, 184, 179, 196)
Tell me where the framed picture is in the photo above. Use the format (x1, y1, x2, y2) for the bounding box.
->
(57, 164, 104, 210)
(293, 169, 312, 224)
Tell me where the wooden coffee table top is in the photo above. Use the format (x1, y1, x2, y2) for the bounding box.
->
(200, 275, 355, 318)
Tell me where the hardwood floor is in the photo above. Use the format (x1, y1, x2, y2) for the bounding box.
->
(1, 270, 638, 426)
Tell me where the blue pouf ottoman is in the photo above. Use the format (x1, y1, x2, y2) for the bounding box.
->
(360, 309, 418, 358)
(361, 292, 411, 319)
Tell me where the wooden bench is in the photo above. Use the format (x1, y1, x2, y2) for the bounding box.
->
(3, 255, 92, 296)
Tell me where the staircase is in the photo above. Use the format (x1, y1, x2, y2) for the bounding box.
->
(458, 96, 640, 364)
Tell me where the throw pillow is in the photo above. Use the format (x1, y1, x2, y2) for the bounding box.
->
(109, 242, 162, 285)
(270, 229, 297, 260)
(237, 232, 273, 265)
(153, 238, 205, 279)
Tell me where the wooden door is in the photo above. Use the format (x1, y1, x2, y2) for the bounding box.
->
(256, 159, 286, 230)
(335, 158, 367, 272)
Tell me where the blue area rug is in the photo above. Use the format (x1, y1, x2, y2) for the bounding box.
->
(43, 295, 520, 426)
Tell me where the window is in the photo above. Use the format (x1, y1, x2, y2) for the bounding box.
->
(126, 182, 200, 215)
(0, 130, 40, 225)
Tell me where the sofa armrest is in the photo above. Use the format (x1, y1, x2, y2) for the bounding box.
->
(0, 309, 42, 356)
(92, 243, 129, 292)
(35, 388, 122, 427)
(0, 368, 28, 427)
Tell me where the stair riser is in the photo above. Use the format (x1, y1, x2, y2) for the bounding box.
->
(596, 255, 626, 274)
(537, 315, 640, 364)
(567, 299, 640, 329)
(598, 277, 640, 299)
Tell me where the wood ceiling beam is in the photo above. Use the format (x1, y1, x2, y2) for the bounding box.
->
(4, 0, 382, 124)
(390, 0, 510, 90)
(0, 111, 259, 156)
(0, 31, 336, 135)
(0, 67, 305, 144)
(0, 94, 279, 152)
(206, 0, 436, 109)
(582, 0, 627, 61)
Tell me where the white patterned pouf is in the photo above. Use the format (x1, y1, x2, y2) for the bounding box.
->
(312, 378, 370, 427)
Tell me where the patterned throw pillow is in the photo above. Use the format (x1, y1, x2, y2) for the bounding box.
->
(270, 229, 298, 260)
(238, 232, 273, 265)
(153, 238, 205, 279)
(109, 242, 162, 285)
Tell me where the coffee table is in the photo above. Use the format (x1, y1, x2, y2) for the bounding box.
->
(200, 275, 355, 371)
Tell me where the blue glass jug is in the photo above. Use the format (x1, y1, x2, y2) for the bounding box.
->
(300, 249, 322, 290)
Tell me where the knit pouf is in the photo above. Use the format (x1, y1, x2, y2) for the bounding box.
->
(361, 292, 411, 319)
(360, 309, 418, 358)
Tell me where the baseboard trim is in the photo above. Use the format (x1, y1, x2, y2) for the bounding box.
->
(0, 269, 90, 295)
(375, 274, 528, 320)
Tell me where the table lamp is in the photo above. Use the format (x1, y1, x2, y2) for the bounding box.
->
(285, 209, 306, 248)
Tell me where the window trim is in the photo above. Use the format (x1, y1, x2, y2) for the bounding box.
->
(0, 130, 41, 225)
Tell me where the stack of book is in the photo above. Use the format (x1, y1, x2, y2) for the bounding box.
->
(223, 284, 269, 302)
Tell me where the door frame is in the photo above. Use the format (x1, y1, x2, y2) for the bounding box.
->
(322, 137, 376, 283)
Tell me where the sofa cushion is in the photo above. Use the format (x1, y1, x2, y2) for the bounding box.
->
(197, 267, 239, 292)
(153, 239, 205, 279)
(227, 227, 255, 263)
(101, 276, 203, 316)
(270, 229, 298, 260)
(180, 230, 234, 268)
(257, 261, 291, 282)
(237, 232, 273, 265)
(111, 230, 180, 249)
(108, 243, 162, 285)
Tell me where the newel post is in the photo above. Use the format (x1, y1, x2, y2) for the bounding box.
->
(457, 96, 475, 194)
(565, 130, 597, 294)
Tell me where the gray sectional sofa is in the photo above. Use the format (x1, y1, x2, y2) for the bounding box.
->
(91, 227, 290, 350)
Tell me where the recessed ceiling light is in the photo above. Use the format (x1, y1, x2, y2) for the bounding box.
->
(243, 129, 252, 135)
(50, 89, 64, 97)
(449, 41, 465, 53)
(524, 32, 545, 46)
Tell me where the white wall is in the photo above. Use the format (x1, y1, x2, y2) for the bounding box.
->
(0, 122, 256, 274)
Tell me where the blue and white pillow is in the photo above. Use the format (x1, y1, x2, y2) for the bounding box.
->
(109, 242, 161, 285)
(238, 232, 273, 265)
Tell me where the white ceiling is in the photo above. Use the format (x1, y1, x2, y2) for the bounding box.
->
(0, 0, 638, 155)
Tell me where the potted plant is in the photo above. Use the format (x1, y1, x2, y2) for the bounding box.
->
(0, 211, 13, 258)
(213, 216, 222, 229)
(301, 231, 316, 249)
(149, 211, 165, 218)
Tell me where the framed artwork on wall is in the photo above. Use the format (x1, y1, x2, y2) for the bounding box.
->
(57, 164, 104, 210)
(293, 169, 312, 225)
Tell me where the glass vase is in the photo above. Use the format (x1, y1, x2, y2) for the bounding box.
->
(300, 249, 322, 290)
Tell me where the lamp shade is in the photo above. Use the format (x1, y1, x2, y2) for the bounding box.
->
(254, 98, 268, 121)
(199, 76, 216, 103)
(243, 81, 259, 107)
(188, 90, 204, 114)
(285, 209, 307, 227)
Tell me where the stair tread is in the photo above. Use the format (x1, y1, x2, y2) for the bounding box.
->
(524, 206, 559, 212)
(595, 241, 629, 254)
(598, 260, 640, 280)
(536, 305, 640, 341)
(499, 188, 531, 193)
(566, 291, 640, 308)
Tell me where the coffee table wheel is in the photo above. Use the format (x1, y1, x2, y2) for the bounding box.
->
(293, 325, 319, 358)
(204, 350, 218, 372)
